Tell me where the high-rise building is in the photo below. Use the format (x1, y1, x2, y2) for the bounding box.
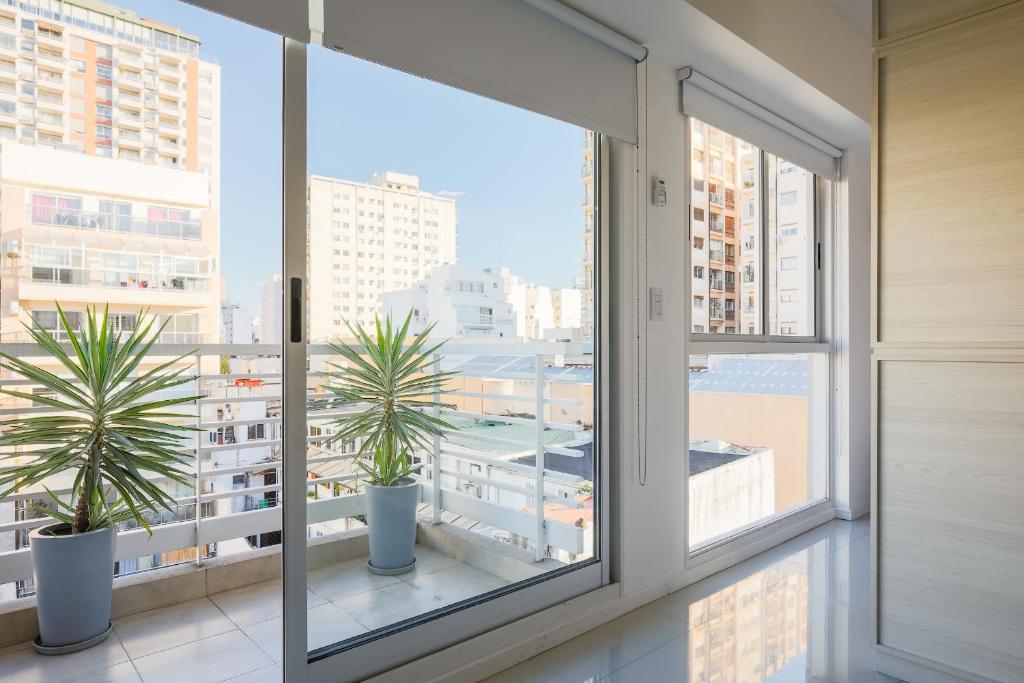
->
(0, 0, 221, 343)
(259, 273, 282, 345)
(579, 131, 595, 339)
(690, 120, 813, 335)
(690, 121, 750, 334)
(306, 171, 457, 340)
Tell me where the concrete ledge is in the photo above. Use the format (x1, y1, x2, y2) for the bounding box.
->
(0, 521, 549, 649)
(416, 518, 563, 583)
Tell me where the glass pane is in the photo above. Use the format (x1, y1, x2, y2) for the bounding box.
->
(688, 354, 828, 550)
(305, 44, 597, 655)
(767, 154, 816, 336)
(690, 119, 761, 335)
(0, 0, 285, 674)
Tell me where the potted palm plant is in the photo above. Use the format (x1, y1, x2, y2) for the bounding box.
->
(0, 305, 197, 654)
(325, 312, 456, 575)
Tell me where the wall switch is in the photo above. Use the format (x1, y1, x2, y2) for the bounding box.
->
(652, 176, 667, 206)
(649, 287, 663, 321)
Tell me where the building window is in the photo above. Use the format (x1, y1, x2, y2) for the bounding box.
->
(687, 117, 830, 552)
(693, 207, 705, 221)
(693, 266, 704, 279)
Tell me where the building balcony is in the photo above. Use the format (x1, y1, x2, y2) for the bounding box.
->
(0, 341, 594, 663)
(118, 112, 143, 127)
(35, 51, 65, 67)
(118, 51, 143, 67)
(35, 29, 64, 48)
(35, 73, 62, 89)
(36, 118, 62, 134)
(709, 192, 724, 206)
(35, 94, 62, 110)
(17, 266, 213, 308)
(26, 206, 202, 241)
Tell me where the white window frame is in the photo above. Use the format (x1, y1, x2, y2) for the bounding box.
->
(282, 39, 611, 683)
(683, 115, 836, 567)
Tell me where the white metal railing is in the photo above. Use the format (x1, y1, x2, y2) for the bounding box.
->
(0, 341, 593, 587)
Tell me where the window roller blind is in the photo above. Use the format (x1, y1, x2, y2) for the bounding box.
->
(322, 0, 639, 143)
(680, 67, 841, 179)
(184, 0, 638, 142)
(183, 0, 311, 43)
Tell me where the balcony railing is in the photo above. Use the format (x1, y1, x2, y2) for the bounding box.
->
(0, 341, 593, 593)
(27, 206, 202, 240)
(20, 265, 211, 292)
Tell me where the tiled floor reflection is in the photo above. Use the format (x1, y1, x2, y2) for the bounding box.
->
(0, 544, 507, 682)
(486, 517, 893, 683)
(0, 520, 885, 683)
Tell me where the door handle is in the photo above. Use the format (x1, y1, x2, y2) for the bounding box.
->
(289, 277, 302, 343)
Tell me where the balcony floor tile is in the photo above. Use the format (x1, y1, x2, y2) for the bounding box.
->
(130, 630, 271, 683)
(209, 579, 325, 628)
(0, 631, 130, 683)
(112, 597, 235, 659)
(241, 602, 366, 663)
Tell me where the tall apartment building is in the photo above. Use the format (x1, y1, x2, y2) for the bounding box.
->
(578, 130, 595, 339)
(690, 121, 752, 334)
(690, 121, 812, 335)
(0, 0, 221, 343)
(259, 273, 282, 345)
(306, 171, 456, 341)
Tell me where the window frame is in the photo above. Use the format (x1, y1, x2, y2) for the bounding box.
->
(683, 115, 836, 563)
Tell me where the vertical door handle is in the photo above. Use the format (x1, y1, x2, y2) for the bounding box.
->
(289, 277, 302, 343)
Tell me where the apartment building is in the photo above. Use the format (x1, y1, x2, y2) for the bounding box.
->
(504, 269, 582, 341)
(691, 120, 814, 335)
(691, 121, 749, 334)
(0, 0, 221, 343)
(579, 130, 594, 339)
(306, 171, 456, 340)
(381, 264, 517, 339)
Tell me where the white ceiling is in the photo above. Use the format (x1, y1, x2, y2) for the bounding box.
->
(564, 0, 871, 152)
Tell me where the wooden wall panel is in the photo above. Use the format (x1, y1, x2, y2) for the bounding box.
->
(877, 360, 1024, 681)
(877, 5, 1024, 343)
(875, 0, 1013, 43)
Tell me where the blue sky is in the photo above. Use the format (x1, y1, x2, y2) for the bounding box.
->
(118, 2, 587, 315)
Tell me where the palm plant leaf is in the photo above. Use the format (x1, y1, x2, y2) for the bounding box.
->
(0, 304, 200, 534)
(324, 311, 459, 486)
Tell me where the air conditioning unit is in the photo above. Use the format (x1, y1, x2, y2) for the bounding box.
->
(5, 239, 19, 258)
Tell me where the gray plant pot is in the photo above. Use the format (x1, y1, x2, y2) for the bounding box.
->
(30, 524, 116, 654)
(365, 478, 419, 575)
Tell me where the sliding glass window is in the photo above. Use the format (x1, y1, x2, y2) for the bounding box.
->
(687, 118, 830, 553)
(300, 43, 602, 665)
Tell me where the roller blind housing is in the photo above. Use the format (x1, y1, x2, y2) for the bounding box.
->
(322, 0, 639, 142)
(680, 67, 841, 179)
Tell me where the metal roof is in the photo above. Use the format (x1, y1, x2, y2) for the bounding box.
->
(689, 355, 809, 397)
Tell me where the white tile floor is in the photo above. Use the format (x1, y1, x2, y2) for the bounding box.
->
(0, 545, 508, 683)
(0, 521, 896, 683)
(484, 517, 900, 683)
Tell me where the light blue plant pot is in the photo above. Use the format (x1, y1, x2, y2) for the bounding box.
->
(30, 524, 115, 654)
(365, 478, 419, 575)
